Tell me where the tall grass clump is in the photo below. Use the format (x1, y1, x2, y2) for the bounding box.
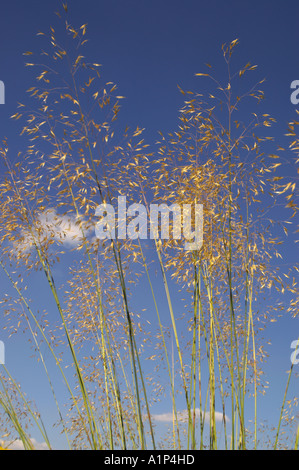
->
(0, 6, 298, 450)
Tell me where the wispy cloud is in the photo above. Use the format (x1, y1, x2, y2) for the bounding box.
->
(0, 438, 49, 450)
(151, 408, 229, 424)
(16, 208, 93, 253)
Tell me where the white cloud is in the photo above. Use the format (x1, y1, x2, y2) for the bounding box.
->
(151, 408, 229, 424)
(0, 438, 49, 450)
(37, 209, 88, 247)
(16, 208, 93, 253)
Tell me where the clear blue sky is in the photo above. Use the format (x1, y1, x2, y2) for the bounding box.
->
(0, 0, 298, 449)
(0, 0, 298, 145)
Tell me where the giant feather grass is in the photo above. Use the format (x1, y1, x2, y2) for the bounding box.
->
(0, 8, 297, 450)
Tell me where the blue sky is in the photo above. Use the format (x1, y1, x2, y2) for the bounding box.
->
(0, 0, 298, 145)
(0, 0, 298, 450)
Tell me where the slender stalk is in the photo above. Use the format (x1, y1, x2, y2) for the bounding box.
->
(155, 241, 193, 447)
(138, 238, 181, 448)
